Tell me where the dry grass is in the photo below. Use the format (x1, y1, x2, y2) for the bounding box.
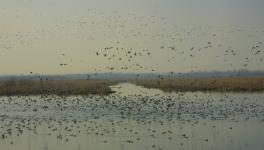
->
(133, 77, 264, 92)
(1, 77, 263, 96)
(0, 80, 116, 96)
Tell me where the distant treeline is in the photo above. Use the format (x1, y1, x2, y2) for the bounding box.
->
(0, 70, 264, 81)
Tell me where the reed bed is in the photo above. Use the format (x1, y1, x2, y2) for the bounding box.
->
(133, 77, 264, 92)
(0, 80, 115, 96)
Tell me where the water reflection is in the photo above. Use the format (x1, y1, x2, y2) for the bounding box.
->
(0, 83, 263, 150)
(110, 83, 165, 96)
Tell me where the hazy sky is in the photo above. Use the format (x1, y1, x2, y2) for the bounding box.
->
(0, 0, 264, 75)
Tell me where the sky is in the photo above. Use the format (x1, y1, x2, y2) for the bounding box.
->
(0, 0, 264, 75)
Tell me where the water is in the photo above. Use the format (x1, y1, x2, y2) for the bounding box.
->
(0, 83, 264, 150)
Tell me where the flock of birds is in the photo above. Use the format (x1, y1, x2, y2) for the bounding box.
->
(0, 88, 263, 149)
(0, 2, 264, 150)
(0, 5, 264, 74)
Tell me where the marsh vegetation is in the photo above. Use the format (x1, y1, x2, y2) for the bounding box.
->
(133, 77, 264, 92)
(0, 80, 115, 96)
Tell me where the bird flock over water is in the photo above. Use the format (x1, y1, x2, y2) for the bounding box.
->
(0, 89, 263, 149)
(0, 2, 264, 150)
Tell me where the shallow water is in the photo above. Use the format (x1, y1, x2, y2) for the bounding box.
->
(0, 83, 264, 150)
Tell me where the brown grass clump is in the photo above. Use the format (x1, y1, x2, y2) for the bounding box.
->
(133, 77, 264, 92)
(0, 80, 115, 96)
